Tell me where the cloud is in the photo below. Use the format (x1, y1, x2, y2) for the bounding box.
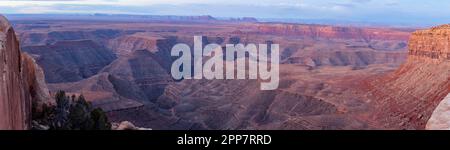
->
(329, 2, 355, 9)
(385, 2, 399, 6)
(351, 0, 372, 3)
(0, 0, 450, 26)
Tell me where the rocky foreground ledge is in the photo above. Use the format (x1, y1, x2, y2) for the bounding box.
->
(427, 94, 450, 130)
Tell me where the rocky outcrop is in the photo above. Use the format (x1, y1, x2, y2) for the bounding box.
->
(408, 24, 450, 62)
(369, 25, 450, 129)
(0, 15, 50, 130)
(21, 53, 51, 113)
(107, 34, 162, 55)
(47, 73, 144, 112)
(426, 94, 450, 130)
(111, 121, 151, 130)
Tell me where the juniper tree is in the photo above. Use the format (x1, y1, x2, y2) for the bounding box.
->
(52, 91, 71, 130)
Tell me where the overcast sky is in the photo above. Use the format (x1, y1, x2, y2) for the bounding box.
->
(0, 0, 449, 25)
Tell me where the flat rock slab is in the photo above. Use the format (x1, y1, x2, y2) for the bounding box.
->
(427, 93, 450, 130)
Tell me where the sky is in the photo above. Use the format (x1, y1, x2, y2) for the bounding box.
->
(0, 0, 449, 26)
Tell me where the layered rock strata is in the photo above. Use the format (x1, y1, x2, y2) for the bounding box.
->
(369, 25, 450, 129)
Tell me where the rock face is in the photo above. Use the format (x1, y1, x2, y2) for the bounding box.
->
(408, 24, 450, 62)
(254, 23, 412, 41)
(0, 15, 50, 130)
(426, 94, 450, 130)
(369, 25, 450, 129)
(111, 121, 151, 130)
(107, 33, 162, 55)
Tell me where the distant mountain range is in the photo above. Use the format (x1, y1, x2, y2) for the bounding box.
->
(4, 13, 434, 28)
(5, 14, 258, 23)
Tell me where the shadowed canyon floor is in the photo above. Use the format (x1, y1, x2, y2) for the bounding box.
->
(9, 18, 448, 130)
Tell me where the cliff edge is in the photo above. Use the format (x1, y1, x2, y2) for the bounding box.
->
(0, 15, 50, 130)
(369, 24, 450, 129)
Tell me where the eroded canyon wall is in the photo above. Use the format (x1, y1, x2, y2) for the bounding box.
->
(370, 24, 450, 129)
(408, 25, 450, 62)
(254, 23, 412, 41)
(0, 15, 49, 130)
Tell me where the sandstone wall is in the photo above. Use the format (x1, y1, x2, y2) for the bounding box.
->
(0, 15, 49, 130)
(408, 24, 450, 63)
(370, 24, 450, 129)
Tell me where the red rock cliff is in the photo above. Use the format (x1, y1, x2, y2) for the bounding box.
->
(408, 25, 450, 62)
(254, 23, 411, 41)
(369, 24, 450, 129)
(0, 15, 50, 130)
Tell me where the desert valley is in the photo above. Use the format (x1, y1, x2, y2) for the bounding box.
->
(1, 14, 449, 130)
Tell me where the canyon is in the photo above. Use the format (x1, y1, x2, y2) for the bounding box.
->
(1, 14, 448, 130)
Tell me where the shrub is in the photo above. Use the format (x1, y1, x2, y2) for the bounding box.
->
(32, 91, 111, 130)
(91, 108, 112, 130)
